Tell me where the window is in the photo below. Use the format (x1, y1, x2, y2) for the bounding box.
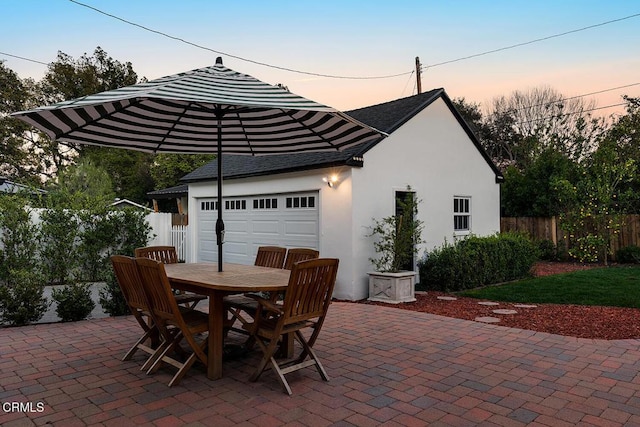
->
(286, 196, 315, 209)
(201, 201, 218, 211)
(225, 199, 246, 210)
(253, 198, 278, 210)
(453, 197, 471, 232)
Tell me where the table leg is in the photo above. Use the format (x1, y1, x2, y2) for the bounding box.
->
(208, 293, 224, 380)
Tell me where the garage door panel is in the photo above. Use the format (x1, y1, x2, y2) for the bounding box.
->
(224, 219, 249, 233)
(252, 220, 280, 235)
(225, 241, 249, 257)
(284, 220, 317, 237)
(198, 191, 319, 264)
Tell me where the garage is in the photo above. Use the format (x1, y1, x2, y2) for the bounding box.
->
(197, 191, 319, 264)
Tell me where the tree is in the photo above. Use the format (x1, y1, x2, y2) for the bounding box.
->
(51, 159, 115, 209)
(501, 148, 579, 217)
(33, 47, 141, 179)
(0, 62, 42, 184)
(82, 147, 154, 204)
(604, 96, 640, 213)
(561, 138, 636, 264)
(151, 153, 216, 190)
(451, 97, 493, 143)
(485, 86, 603, 169)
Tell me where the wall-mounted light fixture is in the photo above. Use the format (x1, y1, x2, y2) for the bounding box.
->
(322, 175, 339, 188)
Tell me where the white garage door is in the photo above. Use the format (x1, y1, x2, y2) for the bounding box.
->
(197, 191, 319, 264)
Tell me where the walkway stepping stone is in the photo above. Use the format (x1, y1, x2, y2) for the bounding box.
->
(437, 296, 458, 301)
(514, 304, 538, 308)
(475, 316, 501, 323)
(493, 309, 518, 315)
(478, 301, 500, 306)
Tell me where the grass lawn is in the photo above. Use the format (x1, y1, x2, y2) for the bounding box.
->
(460, 266, 640, 308)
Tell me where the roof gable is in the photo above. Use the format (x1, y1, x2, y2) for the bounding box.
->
(180, 89, 503, 183)
(346, 89, 443, 135)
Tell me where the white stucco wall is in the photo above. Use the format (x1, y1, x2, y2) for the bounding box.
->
(349, 97, 501, 300)
(186, 96, 500, 301)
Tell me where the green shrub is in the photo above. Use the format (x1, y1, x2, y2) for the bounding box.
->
(51, 283, 96, 322)
(76, 208, 117, 282)
(39, 207, 80, 285)
(537, 239, 558, 261)
(99, 271, 129, 316)
(77, 207, 152, 282)
(0, 269, 49, 326)
(616, 245, 640, 264)
(418, 233, 538, 292)
(0, 194, 48, 325)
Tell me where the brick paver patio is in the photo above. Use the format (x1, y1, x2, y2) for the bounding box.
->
(1, 302, 640, 426)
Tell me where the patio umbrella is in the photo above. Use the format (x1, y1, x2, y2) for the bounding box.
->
(12, 57, 385, 270)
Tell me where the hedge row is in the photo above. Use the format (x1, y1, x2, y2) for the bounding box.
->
(0, 194, 151, 325)
(418, 233, 538, 292)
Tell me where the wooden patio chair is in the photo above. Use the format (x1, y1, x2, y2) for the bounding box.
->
(253, 246, 287, 268)
(135, 257, 210, 387)
(110, 255, 164, 369)
(224, 246, 287, 333)
(283, 248, 319, 270)
(244, 258, 339, 395)
(135, 246, 206, 308)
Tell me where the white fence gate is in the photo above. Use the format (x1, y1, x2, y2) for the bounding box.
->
(145, 213, 190, 262)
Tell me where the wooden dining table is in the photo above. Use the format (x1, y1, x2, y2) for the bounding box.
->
(164, 262, 290, 380)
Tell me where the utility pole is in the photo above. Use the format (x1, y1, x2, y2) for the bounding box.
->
(415, 56, 422, 94)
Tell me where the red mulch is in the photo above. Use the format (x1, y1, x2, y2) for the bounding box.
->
(359, 262, 640, 340)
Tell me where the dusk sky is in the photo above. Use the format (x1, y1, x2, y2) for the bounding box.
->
(2, 0, 639, 117)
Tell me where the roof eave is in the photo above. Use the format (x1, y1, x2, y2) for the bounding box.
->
(180, 158, 360, 184)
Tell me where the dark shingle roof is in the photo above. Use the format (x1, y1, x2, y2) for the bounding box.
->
(147, 184, 188, 199)
(346, 88, 443, 135)
(179, 89, 503, 183)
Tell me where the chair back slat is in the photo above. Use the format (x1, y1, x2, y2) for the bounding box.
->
(135, 257, 181, 323)
(283, 248, 319, 270)
(254, 246, 286, 269)
(282, 258, 339, 325)
(135, 246, 179, 264)
(111, 255, 149, 313)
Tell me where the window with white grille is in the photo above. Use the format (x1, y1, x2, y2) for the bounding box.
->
(454, 197, 471, 232)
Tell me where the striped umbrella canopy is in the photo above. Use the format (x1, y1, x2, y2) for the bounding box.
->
(12, 57, 385, 270)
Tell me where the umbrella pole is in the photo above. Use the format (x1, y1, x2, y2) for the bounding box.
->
(215, 110, 225, 272)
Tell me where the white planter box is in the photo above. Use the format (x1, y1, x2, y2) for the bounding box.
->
(368, 271, 417, 304)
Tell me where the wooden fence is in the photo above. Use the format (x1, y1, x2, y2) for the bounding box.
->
(501, 215, 640, 260)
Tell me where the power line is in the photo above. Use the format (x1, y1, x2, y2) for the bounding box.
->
(67, 0, 412, 80)
(67, 1, 639, 81)
(400, 70, 415, 98)
(497, 102, 628, 127)
(3, 46, 635, 115)
(559, 82, 640, 103)
(495, 82, 640, 114)
(0, 51, 48, 66)
(423, 12, 640, 69)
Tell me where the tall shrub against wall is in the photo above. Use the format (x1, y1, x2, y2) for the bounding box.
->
(0, 194, 48, 325)
(418, 233, 538, 292)
(39, 207, 80, 285)
(109, 208, 153, 256)
(76, 206, 116, 282)
(99, 208, 152, 316)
